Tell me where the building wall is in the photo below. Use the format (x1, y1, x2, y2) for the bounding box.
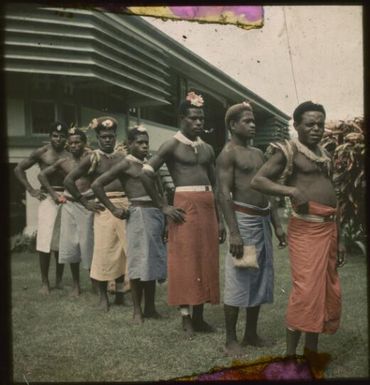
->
(7, 98, 26, 136)
(129, 117, 177, 152)
(10, 148, 41, 235)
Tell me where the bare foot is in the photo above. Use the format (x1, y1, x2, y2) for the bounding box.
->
(54, 281, 63, 290)
(39, 283, 50, 295)
(114, 292, 125, 305)
(143, 310, 163, 319)
(132, 312, 144, 324)
(182, 315, 194, 339)
(241, 335, 274, 347)
(192, 319, 216, 333)
(224, 341, 247, 358)
(70, 286, 81, 297)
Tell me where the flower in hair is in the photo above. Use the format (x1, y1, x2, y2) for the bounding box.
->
(89, 118, 98, 130)
(136, 125, 147, 132)
(101, 119, 114, 128)
(186, 91, 204, 107)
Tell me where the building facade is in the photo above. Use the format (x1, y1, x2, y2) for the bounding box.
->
(5, 4, 290, 235)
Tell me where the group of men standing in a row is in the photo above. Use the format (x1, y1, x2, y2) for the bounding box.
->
(14, 92, 345, 357)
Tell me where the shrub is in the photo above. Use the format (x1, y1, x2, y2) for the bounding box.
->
(321, 117, 366, 255)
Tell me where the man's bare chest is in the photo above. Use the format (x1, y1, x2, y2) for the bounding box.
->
(294, 153, 326, 175)
(234, 151, 263, 174)
(173, 146, 211, 166)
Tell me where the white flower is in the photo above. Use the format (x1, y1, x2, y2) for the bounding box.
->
(136, 125, 147, 132)
(57, 124, 62, 131)
(101, 119, 113, 128)
(89, 118, 98, 130)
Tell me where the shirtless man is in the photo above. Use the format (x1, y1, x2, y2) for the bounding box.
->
(92, 126, 167, 323)
(14, 121, 69, 294)
(251, 101, 345, 355)
(216, 101, 286, 357)
(140, 91, 226, 338)
(64, 117, 127, 311)
(38, 128, 99, 296)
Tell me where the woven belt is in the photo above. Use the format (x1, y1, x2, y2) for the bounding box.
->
(94, 192, 126, 202)
(42, 186, 64, 193)
(292, 210, 336, 223)
(65, 194, 94, 202)
(233, 203, 270, 216)
(130, 200, 156, 208)
(176, 185, 212, 192)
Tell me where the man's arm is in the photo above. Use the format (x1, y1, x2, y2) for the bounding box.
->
(140, 140, 185, 223)
(14, 148, 46, 200)
(269, 197, 287, 248)
(215, 150, 243, 257)
(38, 159, 67, 204)
(64, 156, 103, 212)
(207, 146, 226, 244)
(91, 160, 129, 219)
(251, 151, 308, 206)
(336, 204, 346, 268)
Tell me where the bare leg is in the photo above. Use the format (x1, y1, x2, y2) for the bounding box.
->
(39, 252, 50, 294)
(98, 281, 109, 312)
(114, 275, 125, 305)
(304, 332, 319, 352)
(224, 304, 245, 357)
(70, 262, 80, 297)
(192, 304, 216, 332)
(54, 252, 64, 289)
(90, 277, 99, 294)
(286, 328, 302, 356)
(180, 305, 194, 338)
(130, 279, 144, 323)
(143, 281, 161, 318)
(241, 306, 271, 346)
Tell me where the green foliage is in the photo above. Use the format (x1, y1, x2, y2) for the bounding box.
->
(321, 118, 366, 255)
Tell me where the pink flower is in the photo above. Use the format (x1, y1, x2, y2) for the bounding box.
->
(186, 91, 204, 107)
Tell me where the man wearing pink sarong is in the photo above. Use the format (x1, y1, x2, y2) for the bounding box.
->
(251, 101, 345, 355)
(140, 91, 226, 338)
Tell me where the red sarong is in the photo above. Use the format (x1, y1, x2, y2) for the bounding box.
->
(286, 201, 341, 334)
(167, 191, 220, 306)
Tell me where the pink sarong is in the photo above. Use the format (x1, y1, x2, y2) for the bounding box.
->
(167, 191, 220, 306)
(286, 201, 341, 334)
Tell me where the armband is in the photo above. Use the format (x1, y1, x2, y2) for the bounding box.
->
(142, 164, 155, 174)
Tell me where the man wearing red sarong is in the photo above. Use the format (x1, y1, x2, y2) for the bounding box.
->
(251, 101, 345, 355)
(140, 91, 226, 338)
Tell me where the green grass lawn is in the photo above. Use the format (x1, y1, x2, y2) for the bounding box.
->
(11, 242, 368, 381)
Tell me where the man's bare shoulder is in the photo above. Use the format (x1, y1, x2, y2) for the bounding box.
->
(250, 146, 265, 158)
(156, 137, 179, 157)
(216, 142, 236, 165)
(113, 150, 126, 160)
(31, 144, 50, 160)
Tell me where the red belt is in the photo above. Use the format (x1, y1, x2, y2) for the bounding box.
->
(233, 203, 270, 216)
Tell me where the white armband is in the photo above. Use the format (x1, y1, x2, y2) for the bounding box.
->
(142, 164, 155, 174)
